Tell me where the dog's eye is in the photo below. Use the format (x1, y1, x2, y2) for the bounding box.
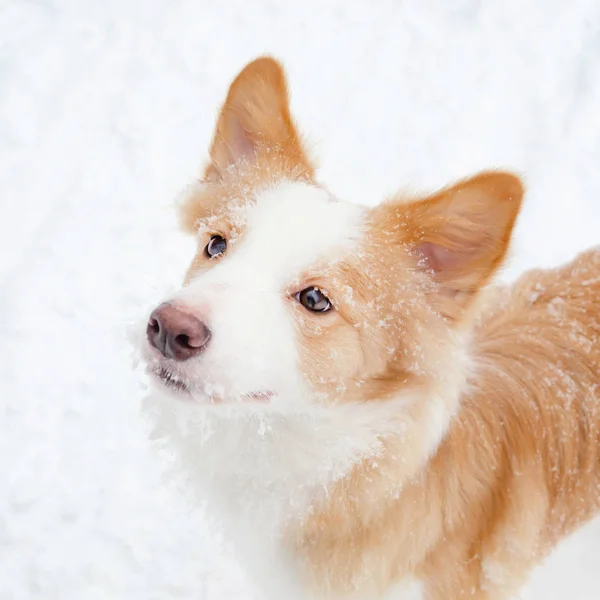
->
(296, 287, 333, 313)
(205, 235, 227, 258)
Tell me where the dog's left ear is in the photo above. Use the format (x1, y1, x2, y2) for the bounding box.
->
(373, 171, 524, 319)
(204, 56, 313, 181)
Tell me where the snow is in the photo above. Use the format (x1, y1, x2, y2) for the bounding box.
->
(1, 0, 599, 598)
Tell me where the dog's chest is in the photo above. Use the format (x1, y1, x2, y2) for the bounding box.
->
(218, 509, 426, 600)
(144, 394, 419, 599)
(201, 435, 425, 600)
(194, 427, 341, 600)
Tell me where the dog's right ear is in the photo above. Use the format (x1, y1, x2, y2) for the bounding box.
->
(203, 56, 313, 182)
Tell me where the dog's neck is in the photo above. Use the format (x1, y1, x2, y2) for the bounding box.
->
(142, 352, 468, 526)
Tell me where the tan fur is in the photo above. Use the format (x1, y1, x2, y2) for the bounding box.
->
(294, 249, 600, 599)
(178, 57, 600, 599)
(179, 56, 314, 237)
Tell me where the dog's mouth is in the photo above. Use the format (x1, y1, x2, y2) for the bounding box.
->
(147, 365, 196, 402)
(155, 366, 191, 394)
(149, 365, 274, 404)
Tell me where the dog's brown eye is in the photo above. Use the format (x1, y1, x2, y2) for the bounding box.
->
(205, 235, 227, 258)
(296, 287, 332, 313)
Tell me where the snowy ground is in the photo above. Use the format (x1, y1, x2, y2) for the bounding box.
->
(1, 1, 600, 598)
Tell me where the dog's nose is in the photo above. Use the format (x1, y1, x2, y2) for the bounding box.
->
(147, 303, 211, 361)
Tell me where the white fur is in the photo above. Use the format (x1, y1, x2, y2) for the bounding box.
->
(143, 180, 365, 405)
(379, 579, 425, 600)
(139, 368, 466, 599)
(139, 180, 466, 599)
(142, 387, 428, 600)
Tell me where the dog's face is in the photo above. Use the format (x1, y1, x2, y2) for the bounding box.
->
(142, 57, 523, 408)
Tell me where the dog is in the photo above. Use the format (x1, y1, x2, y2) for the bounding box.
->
(139, 57, 600, 599)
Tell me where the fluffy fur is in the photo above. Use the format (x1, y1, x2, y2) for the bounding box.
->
(139, 57, 600, 599)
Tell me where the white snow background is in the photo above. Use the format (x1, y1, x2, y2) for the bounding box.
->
(1, 0, 599, 598)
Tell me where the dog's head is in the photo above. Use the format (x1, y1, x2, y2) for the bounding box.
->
(142, 57, 523, 410)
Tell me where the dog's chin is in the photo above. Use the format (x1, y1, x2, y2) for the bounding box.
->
(147, 365, 275, 405)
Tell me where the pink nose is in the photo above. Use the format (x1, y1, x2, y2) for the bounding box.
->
(147, 303, 211, 361)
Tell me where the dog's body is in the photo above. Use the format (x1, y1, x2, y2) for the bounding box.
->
(140, 58, 600, 599)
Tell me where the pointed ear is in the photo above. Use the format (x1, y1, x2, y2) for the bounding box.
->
(378, 171, 523, 317)
(204, 56, 313, 181)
